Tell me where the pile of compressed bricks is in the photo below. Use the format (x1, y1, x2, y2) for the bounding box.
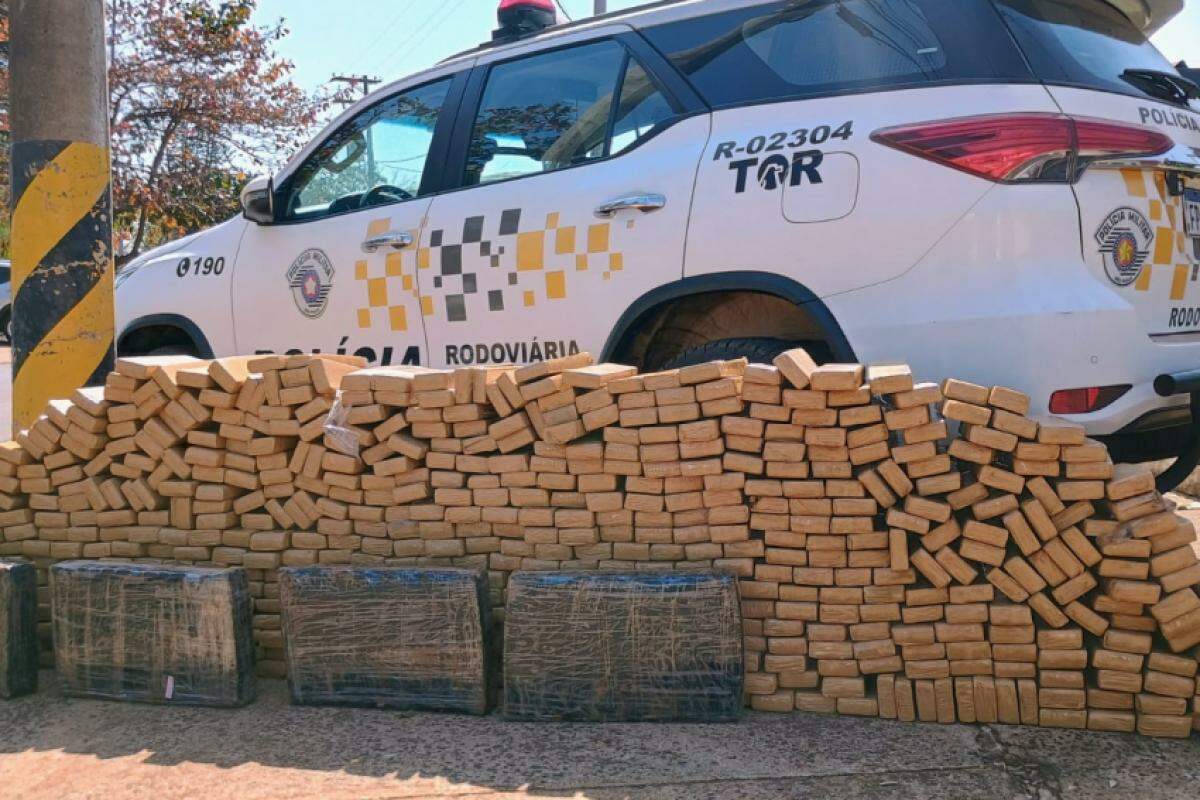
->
(0, 348, 1198, 736)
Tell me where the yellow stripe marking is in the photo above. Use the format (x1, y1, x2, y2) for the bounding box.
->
(13, 269, 114, 430)
(1154, 227, 1175, 264)
(1135, 264, 1153, 292)
(11, 142, 109, 297)
(1120, 169, 1146, 197)
(1171, 265, 1189, 301)
(545, 271, 566, 299)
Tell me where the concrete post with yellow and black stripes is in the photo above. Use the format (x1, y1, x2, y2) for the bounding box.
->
(9, 0, 115, 435)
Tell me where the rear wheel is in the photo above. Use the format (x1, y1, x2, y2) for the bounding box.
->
(1152, 396, 1200, 493)
(145, 344, 195, 357)
(660, 337, 833, 370)
(0, 307, 11, 344)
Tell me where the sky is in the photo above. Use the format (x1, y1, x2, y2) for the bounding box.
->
(255, 0, 647, 96)
(258, 0, 1200, 98)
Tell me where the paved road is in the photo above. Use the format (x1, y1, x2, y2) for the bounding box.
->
(0, 674, 1196, 800)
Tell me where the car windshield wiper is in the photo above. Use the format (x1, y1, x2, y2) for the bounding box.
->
(1121, 68, 1200, 105)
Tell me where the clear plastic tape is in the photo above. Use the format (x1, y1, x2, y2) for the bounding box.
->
(322, 391, 361, 457)
(0, 560, 39, 699)
(280, 566, 490, 713)
(49, 561, 256, 707)
(503, 571, 744, 722)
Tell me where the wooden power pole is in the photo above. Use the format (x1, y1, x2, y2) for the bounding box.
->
(330, 74, 382, 108)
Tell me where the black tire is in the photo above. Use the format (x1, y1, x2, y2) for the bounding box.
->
(1154, 395, 1200, 493)
(660, 337, 832, 371)
(0, 307, 10, 345)
(145, 344, 196, 357)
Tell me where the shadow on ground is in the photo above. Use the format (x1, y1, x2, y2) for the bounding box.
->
(0, 673, 1197, 799)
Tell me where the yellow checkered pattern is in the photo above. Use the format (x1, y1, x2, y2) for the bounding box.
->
(355, 217, 421, 331)
(1121, 168, 1194, 299)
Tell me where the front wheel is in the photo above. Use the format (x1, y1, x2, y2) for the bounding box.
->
(0, 306, 11, 345)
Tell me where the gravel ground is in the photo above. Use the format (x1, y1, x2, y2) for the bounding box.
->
(0, 674, 1198, 800)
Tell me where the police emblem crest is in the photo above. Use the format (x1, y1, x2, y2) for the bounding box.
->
(287, 248, 334, 318)
(1095, 207, 1153, 287)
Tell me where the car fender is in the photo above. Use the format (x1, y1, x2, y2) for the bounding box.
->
(115, 216, 248, 357)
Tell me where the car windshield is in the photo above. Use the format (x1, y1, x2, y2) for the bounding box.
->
(284, 78, 451, 220)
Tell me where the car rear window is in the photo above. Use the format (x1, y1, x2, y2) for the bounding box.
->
(992, 0, 1188, 103)
(640, 0, 1032, 108)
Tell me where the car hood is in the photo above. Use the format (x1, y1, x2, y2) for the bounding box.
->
(115, 223, 225, 289)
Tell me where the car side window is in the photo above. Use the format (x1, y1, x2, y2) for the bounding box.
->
(610, 59, 677, 156)
(642, 0, 1032, 108)
(464, 40, 677, 187)
(284, 78, 452, 220)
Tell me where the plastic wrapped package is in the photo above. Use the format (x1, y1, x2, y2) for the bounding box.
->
(0, 560, 38, 699)
(322, 392, 361, 457)
(503, 571, 744, 722)
(279, 566, 490, 713)
(50, 561, 255, 706)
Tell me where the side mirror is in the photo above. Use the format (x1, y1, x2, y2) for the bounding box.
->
(240, 175, 274, 225)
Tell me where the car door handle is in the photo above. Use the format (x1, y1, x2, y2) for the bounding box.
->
(361, 231, 413, 253)
(594, 193, 666, 218)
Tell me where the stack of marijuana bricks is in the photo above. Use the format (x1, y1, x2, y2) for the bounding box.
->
(0, 349, 1197, 737)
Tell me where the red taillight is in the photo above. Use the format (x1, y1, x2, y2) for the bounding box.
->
(1074, 118, 1174, 160)
(871, 114, 1173, 183)
(1048, 385, 1131, 415)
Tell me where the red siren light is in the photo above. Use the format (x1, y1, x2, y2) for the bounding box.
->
(493, 0, 558, 43)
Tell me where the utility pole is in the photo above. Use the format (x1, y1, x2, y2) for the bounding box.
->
(594, 0, 607, 14)
(9, 0, 115, 435)
(330, 74, 382, 182)
(330, 74, 382, 108)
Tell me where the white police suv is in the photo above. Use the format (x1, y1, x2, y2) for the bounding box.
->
(114, 0, 1200, 485)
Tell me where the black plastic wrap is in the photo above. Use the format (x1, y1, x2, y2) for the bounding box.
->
(0, 560, 38, 699)
(280, 566, 490, 713)
(503, 571, 744, 722)
(50, 561, 255, 706)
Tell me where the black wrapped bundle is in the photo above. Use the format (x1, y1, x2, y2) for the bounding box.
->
(503, 571, 743, 722)
(50, 561, 255, 706)
(0, 560, 38, 699)
(280, 566, 490, 713)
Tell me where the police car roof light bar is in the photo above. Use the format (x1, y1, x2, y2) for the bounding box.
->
(493, 0, 557, 43)
(871, 113, 1173, 184)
